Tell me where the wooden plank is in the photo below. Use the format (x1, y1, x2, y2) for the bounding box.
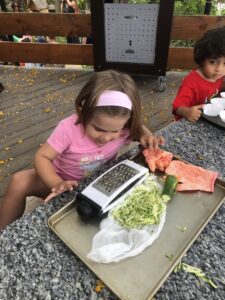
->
(0, 12, 92, 37)
(171, 15, 225, 40)
(0, 69, 93, 198)
(167, 47, 196, 70)
(1, 13, 224, 41)
(0, 79, 92, 144)
(0, 14, 224, 69)
(0, 42, 94, 65)
(0, 43, 195, 70)
(0, 69, 91, 110)
(0, 71, 92, 143)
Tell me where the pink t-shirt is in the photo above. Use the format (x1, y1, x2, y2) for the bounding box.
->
(47, 114, 130, 181)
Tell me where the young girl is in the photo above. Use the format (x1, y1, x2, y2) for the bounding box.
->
(0, 69, 164, 229)
(173, 26, 225, 122)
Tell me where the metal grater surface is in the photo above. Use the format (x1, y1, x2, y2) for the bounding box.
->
(92, 163, 139, 196)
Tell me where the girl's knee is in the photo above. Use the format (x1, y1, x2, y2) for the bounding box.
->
(8, 169, 48, 198)
(8, 170, 33, 195)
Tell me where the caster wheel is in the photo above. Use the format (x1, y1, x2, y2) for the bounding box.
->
(158, 76, 167, 92)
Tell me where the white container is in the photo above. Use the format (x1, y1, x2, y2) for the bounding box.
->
(210, 97, 225, 109)
(220, 92, 225, 98)
(219, 110, 225, 122)
(203, 103, 224, 117)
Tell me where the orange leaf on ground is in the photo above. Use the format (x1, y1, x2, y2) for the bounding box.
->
(43, 107, 51, 113)
(95, 280, 105, 293)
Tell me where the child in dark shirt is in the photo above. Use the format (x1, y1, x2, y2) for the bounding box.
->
(173, 26, 225, 122)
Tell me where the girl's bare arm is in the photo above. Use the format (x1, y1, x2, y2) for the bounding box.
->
(34, 143, 78, 203)
(66, 0, 78, 10)
(33, 143, 63, 189)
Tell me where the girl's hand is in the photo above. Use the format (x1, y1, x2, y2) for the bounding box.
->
(44, 180, 78, 203)
(140, 134, 164, 149)
(140, 125, 164, 148)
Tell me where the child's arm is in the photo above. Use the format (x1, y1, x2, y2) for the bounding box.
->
(34, 143, 78, 203)
(139, 125, 164, 148)
(175, 105, 204, 122)
(66, 0, 78, 11)
(173, 72, 203, 121)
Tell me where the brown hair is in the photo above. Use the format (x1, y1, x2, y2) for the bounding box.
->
(11, 1, 20, 11)
(75, 69, 143, 140)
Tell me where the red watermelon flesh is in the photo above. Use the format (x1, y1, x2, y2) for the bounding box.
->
(143, 148, 173, 172)
(165, 160, 218, 192)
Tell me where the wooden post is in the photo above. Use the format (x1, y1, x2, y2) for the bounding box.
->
(0, 0, 7, 11)
(204, 0, 212, 15)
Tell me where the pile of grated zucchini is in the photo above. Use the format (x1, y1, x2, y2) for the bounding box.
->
(112, 175, 166, 229)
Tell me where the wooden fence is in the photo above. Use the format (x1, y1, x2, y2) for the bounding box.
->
(0, 13, 225, 69)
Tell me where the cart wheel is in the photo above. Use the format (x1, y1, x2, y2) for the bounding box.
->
(158, 76, 167, 92)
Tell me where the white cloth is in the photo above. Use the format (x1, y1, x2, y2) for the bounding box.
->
(87, 210, 166, 263)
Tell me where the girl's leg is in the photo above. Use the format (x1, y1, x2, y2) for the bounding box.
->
(0, 169, 50, 229)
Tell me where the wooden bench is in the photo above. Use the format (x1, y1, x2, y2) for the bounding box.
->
(0, 13, 225, 69)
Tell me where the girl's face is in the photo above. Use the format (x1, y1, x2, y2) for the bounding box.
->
(13, 3, 19, 11)
(85, 113, 130, 146)
(199, 57, 225, 82)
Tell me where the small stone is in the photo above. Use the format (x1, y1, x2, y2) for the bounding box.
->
(90, 291, 98, 300)
(75, 281, 82, 290)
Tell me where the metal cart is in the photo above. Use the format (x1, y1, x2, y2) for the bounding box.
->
(90, 0, 175, 92)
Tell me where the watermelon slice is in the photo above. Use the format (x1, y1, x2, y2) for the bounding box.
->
(143, 148, 173, 172)
(165, 160, 218, 192)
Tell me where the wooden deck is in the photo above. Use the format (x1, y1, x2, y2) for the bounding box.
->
(0, 66, 187, 211)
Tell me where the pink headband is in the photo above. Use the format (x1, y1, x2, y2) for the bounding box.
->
(96, 90, 132, 110)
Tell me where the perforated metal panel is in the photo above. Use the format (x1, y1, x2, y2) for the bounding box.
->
(91, 0, 175, 76)
(104, 4, 159, 64)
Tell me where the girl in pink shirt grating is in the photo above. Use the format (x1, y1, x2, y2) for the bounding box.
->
(0, 69, 164, 229)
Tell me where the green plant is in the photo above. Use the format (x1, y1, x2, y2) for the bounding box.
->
(55, 37, 67, 44)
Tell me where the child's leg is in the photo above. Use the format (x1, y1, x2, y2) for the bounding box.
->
(0, 169, 50, 229)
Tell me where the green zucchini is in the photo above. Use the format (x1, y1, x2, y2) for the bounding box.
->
(161, 175, 178, 200)
(161, 194, 171, 202)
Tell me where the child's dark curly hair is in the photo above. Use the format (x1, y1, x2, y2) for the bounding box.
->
(194, 26, 225, 65)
